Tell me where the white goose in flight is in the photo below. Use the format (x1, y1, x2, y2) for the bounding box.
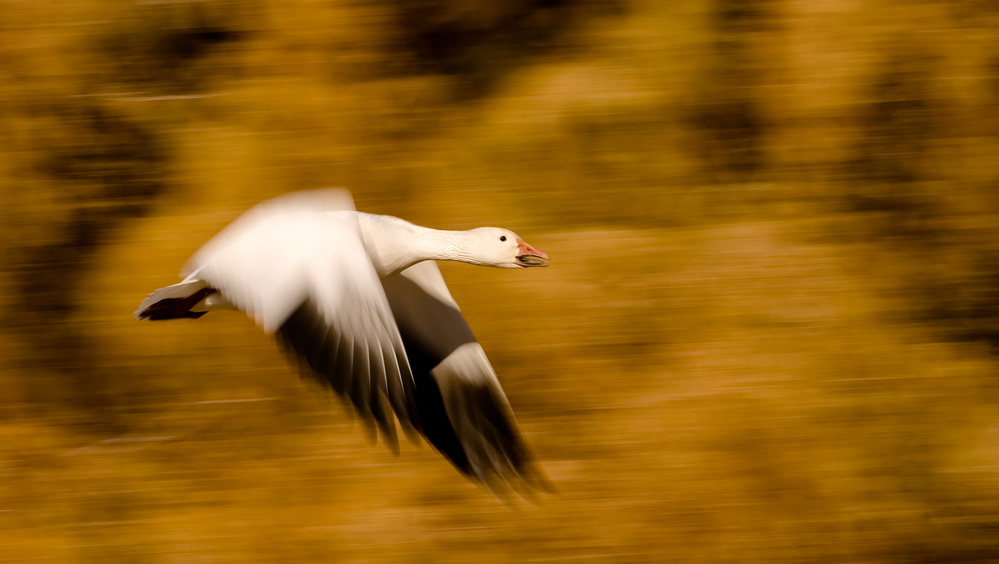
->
(134, 189, 550, 493)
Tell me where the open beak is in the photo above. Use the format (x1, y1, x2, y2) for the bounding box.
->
(515, 239, 550, 267)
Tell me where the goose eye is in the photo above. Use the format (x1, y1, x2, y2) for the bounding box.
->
(500, 235, 506, 242)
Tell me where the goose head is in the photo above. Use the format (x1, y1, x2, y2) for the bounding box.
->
(467, 227, 549, 268)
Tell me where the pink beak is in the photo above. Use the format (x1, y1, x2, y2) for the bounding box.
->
(515, 239, 549, 267)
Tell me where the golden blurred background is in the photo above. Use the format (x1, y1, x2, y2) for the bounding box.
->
(3, 0, 999, 561)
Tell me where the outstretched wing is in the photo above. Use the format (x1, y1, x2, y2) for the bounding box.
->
(383, 261, 548, 493)
(184, 191, 416, 450)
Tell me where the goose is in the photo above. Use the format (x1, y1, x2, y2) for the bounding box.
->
(134, 189, 550, 494)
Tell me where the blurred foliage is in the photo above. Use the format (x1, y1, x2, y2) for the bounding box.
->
(4, 0, 999, 561)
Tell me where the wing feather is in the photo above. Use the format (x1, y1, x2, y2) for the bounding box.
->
(383, 261, 548, 492)
(187, 192, 416, 445)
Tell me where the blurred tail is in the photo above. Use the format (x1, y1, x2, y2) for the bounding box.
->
(134, 280, 217, 321)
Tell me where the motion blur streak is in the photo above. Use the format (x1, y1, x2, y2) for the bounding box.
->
(2, 0, 999, 561)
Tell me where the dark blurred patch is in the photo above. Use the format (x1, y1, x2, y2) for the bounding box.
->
(96, 5, 242, 92)
(839, 51, 953, 228)
(42, 104, 165, 206)
(4, 98, 167, 418)
(980, 55, 999, 137)
(713, 0, 780, 30)
(833, 50, 999, 351)
(682, 0, 778, 183)
(948, 0, 999, 25)
(16, 103, 166, 322)
(916, 250, 999, 352)
(688, 97, 765, 181)
(849, 53, 951, 187)
(390, 0, 622, 97)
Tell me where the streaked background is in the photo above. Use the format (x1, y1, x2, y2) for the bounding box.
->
(3, 0, 999, 561)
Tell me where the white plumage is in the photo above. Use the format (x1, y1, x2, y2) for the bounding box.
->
(135, 189, 550, 493)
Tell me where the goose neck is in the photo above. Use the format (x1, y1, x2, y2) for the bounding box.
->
(358, 213, 475, 276)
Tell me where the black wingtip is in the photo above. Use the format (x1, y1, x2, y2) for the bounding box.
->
(135, 288, 216, 320)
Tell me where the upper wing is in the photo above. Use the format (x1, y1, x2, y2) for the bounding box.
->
(182, 188, 356, 283)
(383, 261, 548, 493)
(185, 192, 416, 449)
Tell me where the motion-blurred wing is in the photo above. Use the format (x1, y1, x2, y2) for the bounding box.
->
(383, 261, 547, 492)
(184, 192, 416, 449)
(182, 188, 356, 283)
